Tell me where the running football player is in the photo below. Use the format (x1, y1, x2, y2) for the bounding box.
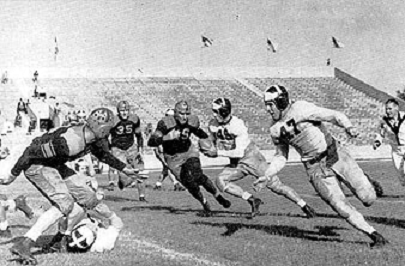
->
(204, 97, 316, 219)
(148, 101, 231, 214)
(257, 85, 388, 248)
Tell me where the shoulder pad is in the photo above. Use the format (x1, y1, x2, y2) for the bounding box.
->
(187, 115, 200, 128)
(162, 116, 177, 130)
(128, 114, 140, 124)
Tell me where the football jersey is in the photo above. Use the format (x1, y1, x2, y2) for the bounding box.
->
(270, 101, 352, 161)
(110, 114, 141, 150)
(154, 115, 206, 155)
(208, 116, 250, 158)
(11, 126, 126, 177)
(377, 111, 405, 153)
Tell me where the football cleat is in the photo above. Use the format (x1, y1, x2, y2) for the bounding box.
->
(153, 184, 163, 191)
(247, 197, 263, 219)
(14, 195, 34, 219)
(10, 237, 37, 265)
(369, 231, 389, 248)
(301, 204, 316, 218)
(139, 196, 147, 202)
(0, 228, 12, 238)
(216, 194, 231, 208)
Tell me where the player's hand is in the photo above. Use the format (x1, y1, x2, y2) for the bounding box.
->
(253, 176, 268, 192)
(346, 127, 359, 138)
(373, 140, 381, 150)
(203, 150, 218, 158)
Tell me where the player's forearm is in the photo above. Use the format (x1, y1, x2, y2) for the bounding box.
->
(193, 128, 209, 139)
(94, 151, 126, 171)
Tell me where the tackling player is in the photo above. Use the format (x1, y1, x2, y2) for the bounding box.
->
(107, 101, 148, 202)
(204, 98, 316, 219)
(148, 100, 231, 215)
(0, 107, 139, 264)
(374, 98, 405, 187)
(257, 85, 388, 248)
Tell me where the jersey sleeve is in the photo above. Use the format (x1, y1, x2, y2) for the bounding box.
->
(297, 101, 353, 129)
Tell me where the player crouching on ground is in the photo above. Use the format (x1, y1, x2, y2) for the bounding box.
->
(0, 107, 140, 265)
(258, 84, 388, 248)
(43, 159, 122, 254)
(148, 101, 231, 215)
(204, 97, 315, 219)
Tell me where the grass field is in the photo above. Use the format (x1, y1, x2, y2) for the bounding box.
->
(1, 160, 405, 266)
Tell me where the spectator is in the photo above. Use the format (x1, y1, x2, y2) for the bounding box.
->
(16, 98, 27, 116)
(1, 71, 8, 84)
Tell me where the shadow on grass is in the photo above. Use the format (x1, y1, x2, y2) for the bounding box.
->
(192, 221, 365, 244)
(104, 195, 140, 202)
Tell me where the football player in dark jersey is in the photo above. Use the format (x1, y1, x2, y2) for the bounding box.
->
(0, 107, 139, 265)
(148, 100, 230, 215)
(107, 101, 148, 201)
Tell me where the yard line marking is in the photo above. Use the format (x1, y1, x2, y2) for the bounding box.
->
(120, 237, 239, 266)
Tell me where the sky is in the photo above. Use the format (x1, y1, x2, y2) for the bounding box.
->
(0, 0, 404, 95)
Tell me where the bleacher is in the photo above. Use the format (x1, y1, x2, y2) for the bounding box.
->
(31, 75, 388, 149)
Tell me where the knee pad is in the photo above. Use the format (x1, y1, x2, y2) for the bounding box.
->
(216, 175, 229, 192)
(266, 176, 283, 193)
(358, 188, 376, 207)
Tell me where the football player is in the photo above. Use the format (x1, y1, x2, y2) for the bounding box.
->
(43, 159, 119, 254)
(374, 98, 405, 187)
(107, 101, 148, 202)
(204, 97, 315, 219)
(154, 109, 185, 191)
(148, 100, 231, 215)
(257, 85, 388, 248)
(0, 107, 139, 265)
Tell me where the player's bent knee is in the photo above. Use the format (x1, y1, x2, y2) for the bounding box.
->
(53, 195, 75, 215)
(266, 176, 283, 193)
(358, 189, 376, 207)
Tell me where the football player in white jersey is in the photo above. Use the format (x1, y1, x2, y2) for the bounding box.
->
(258, 84, 388, 248)
(374, 98, 405, 187)
(205, 97, 316, 219)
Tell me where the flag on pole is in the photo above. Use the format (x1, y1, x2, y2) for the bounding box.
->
(266, 37, 278, 53)
(332, 36, 344, 48)
(201, 35, 213, 48)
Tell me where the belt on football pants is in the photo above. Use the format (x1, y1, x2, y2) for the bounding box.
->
(307, 150, 328, 165)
